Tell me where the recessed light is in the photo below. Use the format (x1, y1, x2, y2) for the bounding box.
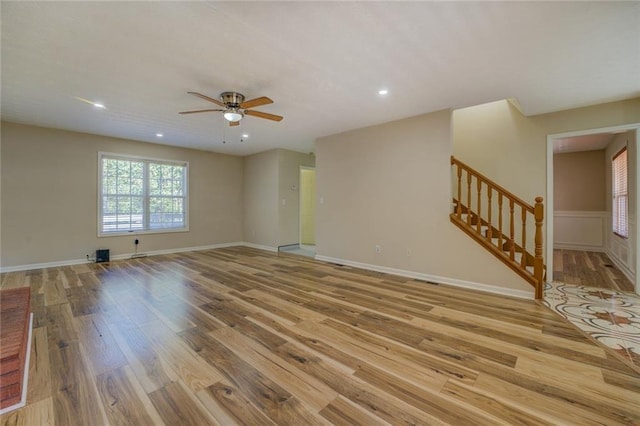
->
(242, 134, 249, 138)
(73, 96, 107, 109)
(378, 89, 388, 95)
(156, 133, 164, 138)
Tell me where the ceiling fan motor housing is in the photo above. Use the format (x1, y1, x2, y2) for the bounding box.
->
(220, 92, 245, 108)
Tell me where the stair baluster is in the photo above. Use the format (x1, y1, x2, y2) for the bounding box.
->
(487, 187, 493, 241)
(476, 179, 482, 234)
(521, 207, 527, 268)
(466, 172, 472, 226)
(498, 193, 503, 250)
(509, 199, 515, 260)
(456, 165, 463, 218)
(449, 156, 545, 300)
(534, 197, 544, 300)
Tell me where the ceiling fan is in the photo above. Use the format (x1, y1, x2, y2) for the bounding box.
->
(179, 91, 283, 126)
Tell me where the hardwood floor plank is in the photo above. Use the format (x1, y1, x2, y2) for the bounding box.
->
(319, 395, 390, 426)
(199, 300, 288, 351)
(139, 321, 223, 392)
(148, 381, 218, 426)
(26, 327, 52, 404)
(472, 373, 628, 426)
(210, 326, 338, 411)
(247, 311, 362, 371)
(95, 366, 161, 425)
(353, 365, 503, 426)
(440, 379, 556, 426)
(73, 314, 128, 376)
(320, 318, 479, 384)
(178, 327, 328, 425)
(43, 303, 78, 355)
(106, 320, 178, 394)
(197, 381, 278, 426)
(49, 341, 109, 426)
(43, 280, 66, 307)
(0, 396, 54, 426)
(272, 342, 446, 425)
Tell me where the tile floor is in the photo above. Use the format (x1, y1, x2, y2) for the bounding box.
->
(279, 244, 316, 258)
(544, 282, 640, 372)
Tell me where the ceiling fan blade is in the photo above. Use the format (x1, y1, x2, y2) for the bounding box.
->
(245, 109, 283, 122)
(179, 108, 224, 114)
(187, 91, 225, 107)
(240, 96, 273, 109)
(229, 121, 240, 127)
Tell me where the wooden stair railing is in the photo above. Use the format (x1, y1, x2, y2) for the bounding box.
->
(450, 156, 545, 299)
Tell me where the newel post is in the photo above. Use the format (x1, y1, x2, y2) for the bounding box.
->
(534, 196, 544, 300)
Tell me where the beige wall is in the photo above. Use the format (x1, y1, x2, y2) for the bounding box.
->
(554, 150, 606, 211)
(243, 149, 279, 248)
(453, 100, 546, 203)
(1, 122, 243, 267)
(278, 150, 315, 246)
(316, 109, 533, 294)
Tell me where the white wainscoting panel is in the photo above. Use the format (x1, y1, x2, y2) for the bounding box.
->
(553, 211, 607, 251)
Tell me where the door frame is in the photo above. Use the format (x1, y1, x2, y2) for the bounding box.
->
(546, 122, 640, 294)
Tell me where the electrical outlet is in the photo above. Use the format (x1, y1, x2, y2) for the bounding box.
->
(375, 245, 381, 254)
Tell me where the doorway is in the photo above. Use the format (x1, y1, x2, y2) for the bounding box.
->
(299, 167, 316, 249)
(546, 124, 639, 295)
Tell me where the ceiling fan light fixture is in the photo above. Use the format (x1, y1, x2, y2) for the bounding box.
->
(223, 110, 243, 122)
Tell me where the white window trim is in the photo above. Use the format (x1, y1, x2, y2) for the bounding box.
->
(98, 152, 189, 237)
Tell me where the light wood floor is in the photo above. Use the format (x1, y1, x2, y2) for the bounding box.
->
(1, 247, 639, 425)
(553, 249, 635, 292)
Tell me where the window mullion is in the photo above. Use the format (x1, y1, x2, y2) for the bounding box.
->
(144, 161, 150, 230)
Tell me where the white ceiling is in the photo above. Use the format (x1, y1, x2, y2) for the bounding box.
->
(553, 132, 617, 154)
(2, 2, 639, 156)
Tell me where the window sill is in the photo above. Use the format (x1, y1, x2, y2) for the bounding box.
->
(98, 227, 189, 238)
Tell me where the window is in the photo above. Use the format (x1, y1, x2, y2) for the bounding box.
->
(99, 153, 188, 235)
(612, 147, 628, 238)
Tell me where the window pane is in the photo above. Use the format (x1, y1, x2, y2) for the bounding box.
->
(100, 155, 187, 234)
(612, 148, 628, 237)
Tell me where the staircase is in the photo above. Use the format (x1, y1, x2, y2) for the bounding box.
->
(450, 156, 545, 299)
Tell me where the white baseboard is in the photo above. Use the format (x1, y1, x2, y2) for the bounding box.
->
(241, 242, 278, 253)
(604, 247, 636, 285)
(553, 243, 604, 252)
(0, 242, 244, 273)
(314, 255, 534, 299)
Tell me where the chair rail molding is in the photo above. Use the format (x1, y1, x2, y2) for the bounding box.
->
(553, 210, 608, 252)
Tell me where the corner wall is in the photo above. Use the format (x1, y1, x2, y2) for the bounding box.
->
(243, 149, 279, 248)
(242, 148, 315, 249)
(316, 109, 533, 296)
